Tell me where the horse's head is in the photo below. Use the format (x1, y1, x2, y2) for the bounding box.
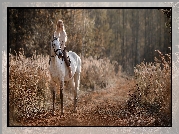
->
(51, 36, 63, 58)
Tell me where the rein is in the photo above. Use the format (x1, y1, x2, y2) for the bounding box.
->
(51, 37, 63, 57)
(49, 37, 64, 65)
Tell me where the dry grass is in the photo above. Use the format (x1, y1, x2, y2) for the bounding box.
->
(15, 78, 136, 126)
(9, 50, 121, 125)
(8, 49, 171, 126)
(9, 50, 51, 125)
(129, 49, 171, 126)
(80, 56, 121, 91)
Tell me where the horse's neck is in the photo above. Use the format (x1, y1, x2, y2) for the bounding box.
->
(50, 46, 54, 56)
(50, 56, 68, 78)
(50, 56, 65, 68)
(50, 56, 59, 63)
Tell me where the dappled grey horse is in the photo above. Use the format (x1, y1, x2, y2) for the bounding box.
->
(49, 37, 81, 115)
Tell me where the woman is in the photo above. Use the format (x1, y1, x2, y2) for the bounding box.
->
(54, 19, 72, 78)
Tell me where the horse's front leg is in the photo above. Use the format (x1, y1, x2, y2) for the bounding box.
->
(52, 90, 55, 115)
(60, 80, 64, 116)
(50, 80, 56, 115)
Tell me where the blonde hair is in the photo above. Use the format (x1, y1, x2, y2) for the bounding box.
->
(55, 19, 67, 42)
(56, 19, 66, 31)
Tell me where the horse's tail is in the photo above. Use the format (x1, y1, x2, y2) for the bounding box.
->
(77, 54, 81, 73)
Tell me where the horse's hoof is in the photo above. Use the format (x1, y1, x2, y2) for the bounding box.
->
(73, 109, 77, 113)
(52, 111, 57, 116)
(60, 113, 64, 117)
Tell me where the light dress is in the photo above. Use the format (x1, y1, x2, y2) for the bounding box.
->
(54, 30, 67, 51)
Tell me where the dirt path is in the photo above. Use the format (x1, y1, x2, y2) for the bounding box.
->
(22, 77, 136, 126)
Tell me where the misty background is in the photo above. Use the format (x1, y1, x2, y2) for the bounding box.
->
(8, 8, 171, 75)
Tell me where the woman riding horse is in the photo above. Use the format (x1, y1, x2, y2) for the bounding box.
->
(53, 19, 72, 78)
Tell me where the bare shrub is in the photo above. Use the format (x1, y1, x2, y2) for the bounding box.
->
(9, 50, 121, 125)
(133, 49, 171, 125)
(9, 50, 51, 124)
(80, 56, 121, 91)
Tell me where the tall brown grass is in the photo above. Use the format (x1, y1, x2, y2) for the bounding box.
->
(9, 50, 51, 124)
(9, 50, 121, 125)
(80, 56, 121, 91)
(8, 48, 172, 126)
(131, 49, 171, 126)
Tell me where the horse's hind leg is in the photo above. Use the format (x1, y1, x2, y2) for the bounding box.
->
(69, 78, 77, 112)
(74, 72, 80, 112)
(74, 72, 80, 92)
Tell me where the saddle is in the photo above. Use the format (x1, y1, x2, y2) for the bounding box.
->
(49, 50, 71, 66)
(62, 50, 71, 67)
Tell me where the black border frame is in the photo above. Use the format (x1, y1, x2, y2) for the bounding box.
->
(7, 6, 172, 127)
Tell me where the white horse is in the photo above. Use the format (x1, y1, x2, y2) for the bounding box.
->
(49, 36, 81, 115)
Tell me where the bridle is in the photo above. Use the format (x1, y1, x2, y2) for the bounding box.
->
(49, 37, 64, 65)
(51, 37, 63, 58)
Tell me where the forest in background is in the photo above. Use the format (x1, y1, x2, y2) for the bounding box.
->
(8, 8, 172, 126)
(8, 8, 171, 75)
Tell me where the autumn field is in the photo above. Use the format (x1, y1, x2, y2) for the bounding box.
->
(8, 50, 171, 126)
